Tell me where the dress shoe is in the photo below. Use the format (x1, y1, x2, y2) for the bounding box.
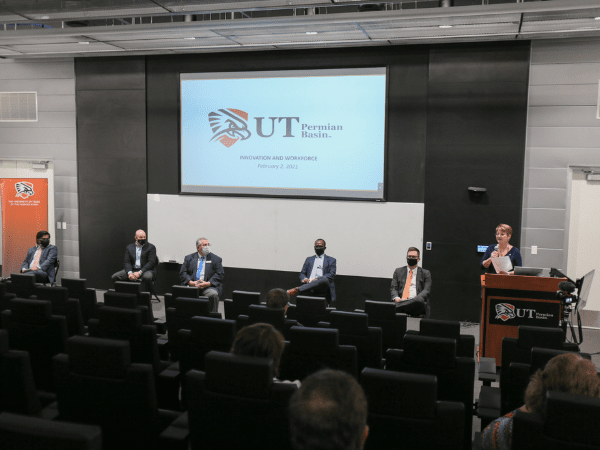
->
(287, 287, 299, 297)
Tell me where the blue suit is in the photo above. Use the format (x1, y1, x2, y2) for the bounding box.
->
(179, 252, 224, 297)
(299, 254, 336, 302)
(21, 244, 58, 283)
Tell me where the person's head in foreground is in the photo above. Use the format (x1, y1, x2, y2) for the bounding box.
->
(230, 322, 285, 377)
(524, 352, 600, 416)
(289, 369, 368, 450)
(267, 288, 290, 313)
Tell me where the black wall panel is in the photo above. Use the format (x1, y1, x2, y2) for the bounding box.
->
(424, 42, 530, 322)
(76, 57, 147, 289)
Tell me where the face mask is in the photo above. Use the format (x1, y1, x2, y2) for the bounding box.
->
(201, 246, 211, 256)
(40, 238, 50, 248)
(407, 258, 418, 267)
(315, 247, 325, 256)
(137, 239, 146, 245)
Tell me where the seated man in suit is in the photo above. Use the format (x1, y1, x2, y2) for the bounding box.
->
(20, 230, 58, 283)
(179, 237, 224, 313)
(111, 229, 158, 294)
(390, 246, 432, 316)
(288, 239, 336, 305)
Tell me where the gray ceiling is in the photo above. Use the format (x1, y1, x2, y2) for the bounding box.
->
(1, 0, 600, 58)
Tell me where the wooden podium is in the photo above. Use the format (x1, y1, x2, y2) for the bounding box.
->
(480, 274, 565, 366)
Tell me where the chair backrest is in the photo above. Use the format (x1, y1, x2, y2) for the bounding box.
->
(385, 334, 475, 448)
(247, 304, 286, 328)
(60, 278, 97, 324)
(361, 368, 465, 450)
(417, 318, 475, 358)
(61, 278, 87, 296)
(224, 290, 261, 320)
(512, 391, 600, 449)
(0, 329, 42, 415)
(0, 283, 16, 313)
(185, 351, 296, 450)
(279, 326, 358, 380)
(328, 311, 382, 372)
(35, 286, 85, 337)
(165, 297, 215, 361)
(103, 291, 152, 324)
(179, 316, 236, 373)
(1, 298, 68, 392)
(10, 273, 36, 298)
(364, 300, 407, 352)
(53, 336, 161, 450)
(113, 282, 154, 322)
(0, 412, 102, 450)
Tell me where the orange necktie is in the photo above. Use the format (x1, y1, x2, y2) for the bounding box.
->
(31, 247, 42, 271)
(401, 269, 413, 300)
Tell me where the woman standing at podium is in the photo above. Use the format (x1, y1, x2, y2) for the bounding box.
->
(480, 223, 522, 275)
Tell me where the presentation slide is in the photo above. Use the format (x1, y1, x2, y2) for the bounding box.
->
(180, 68, 387, 200)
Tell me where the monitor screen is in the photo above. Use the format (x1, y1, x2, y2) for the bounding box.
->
(180, 67, 387, 200)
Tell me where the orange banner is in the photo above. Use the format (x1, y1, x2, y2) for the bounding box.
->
(1, 178, 48, 278)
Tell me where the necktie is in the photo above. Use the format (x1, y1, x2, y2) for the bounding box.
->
(402, 269, 413, 300)
(31, 248, 42, 271)
(196, 257, 204, 281)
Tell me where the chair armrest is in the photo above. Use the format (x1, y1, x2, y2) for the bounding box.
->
(39, 401, 60, 420)
(316, 321, 330, 328)
(154, 318, 167, 335)
(158, 337, 169, 361)
(208, 312, 222, 319)
(478, 357, 498, 386)
(157, 368, 182, 412)
(159, 411, 189, 450)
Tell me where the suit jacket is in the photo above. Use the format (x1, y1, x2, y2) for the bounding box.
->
(390, 266, 432, 304)
(21, 244, 58, 283)
(123, 242, 158, 275)
(300, 254, 336, 302)
(179, 252, 225, 297)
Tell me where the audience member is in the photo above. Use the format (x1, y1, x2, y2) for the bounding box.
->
(289, 369, 369, 450)
(481, 352, 600, 450)
(231, 323, 299, 386)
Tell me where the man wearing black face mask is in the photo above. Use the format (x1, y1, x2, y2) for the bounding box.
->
(390, 247, 431, 316)
(20, 230, 58, 284)
(111, 229, 157, 294)
(288, 239, 336, 305)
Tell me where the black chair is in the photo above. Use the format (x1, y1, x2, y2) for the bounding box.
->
(512, 391, 600, 449)
(53, 336, 183, 450)
(164, 285, 200, 309)
(322, 311, 383, 373)
(1, 298, 68, 392)
(0, 412, 102, 450)
(477, 325, 578, 427)
(506, 347, 592, 414)
(185, 351, 297, 450)
(102, 291, 153, 325)
(87, 306, 180, 410)
(361, 368, 465, 450)
(60, 278, 97, 325)
(223, 290, 261, 320)
(113, 281, 155, 322)
(165, 297, 221, 362)
(279, 326, 358, 380)
(51, 258, 60, 286)
(405, 318, 475, 358)
(287, 295, 333, 327)
(236, 304, 299, 340)
(362, 300, 407, 353)
(34, 286, 86, 337)
(0, 283, 16, 313)
(9, 273, 37, 299)
(385, 334, 475, 449)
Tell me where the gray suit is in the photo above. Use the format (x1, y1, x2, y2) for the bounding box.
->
(390, 266, 431, 316)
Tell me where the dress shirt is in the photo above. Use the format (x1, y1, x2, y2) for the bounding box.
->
(309, 254, 324, 280)
(196, 254, 206, 281)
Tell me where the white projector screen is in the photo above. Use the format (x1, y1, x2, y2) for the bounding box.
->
(180, 67, 387, 200)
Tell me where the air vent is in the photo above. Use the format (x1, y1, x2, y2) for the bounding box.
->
(0, 92, 38, 122)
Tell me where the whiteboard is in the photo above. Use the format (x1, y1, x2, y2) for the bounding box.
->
(148, 194, 424, 279)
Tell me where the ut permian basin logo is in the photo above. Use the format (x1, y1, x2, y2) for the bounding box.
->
(15, 181, 34, 199)
(209, 108, 252, 148)
(495, 303, 516, 322)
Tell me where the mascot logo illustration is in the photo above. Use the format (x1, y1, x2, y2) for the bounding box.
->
(15, 181, 34, 199)
(495, 303, 516, 322)
(209, 108, 252, 148)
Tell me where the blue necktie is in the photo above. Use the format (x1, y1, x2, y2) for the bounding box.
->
(196, 257, 204, 281)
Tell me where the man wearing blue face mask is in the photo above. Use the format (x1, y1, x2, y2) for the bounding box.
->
(288, 239, 336, 306)
(179, 237, 224, 313)
(390, 247, 431, 317)
(111, 229, 157, 294)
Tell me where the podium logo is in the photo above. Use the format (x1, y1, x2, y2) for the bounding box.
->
(15, 181, 34, 199)
(209, 109, 251, 148)
(495, 303, 516, 322)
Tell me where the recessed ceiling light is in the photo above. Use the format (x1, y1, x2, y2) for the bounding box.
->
(184, 37, 196, 40)
(41, 15, 50, 20)
(306, 31, 318, 35)
(78, 42, 90, 44)
(439, 25, 453, 29)
(595, 17, 600, 20)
